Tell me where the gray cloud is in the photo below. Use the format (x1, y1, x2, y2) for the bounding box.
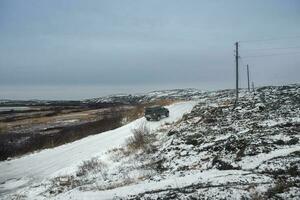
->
(0, 0, 300, 99)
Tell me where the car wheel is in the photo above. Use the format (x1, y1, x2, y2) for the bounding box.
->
(156, 115, 161, 121)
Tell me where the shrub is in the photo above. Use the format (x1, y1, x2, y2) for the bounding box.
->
(76, 157, 108, 180)
(47, 175, 79, 196)
(249, 190, 266, 200)
(264, 178, 294, 198)
(10, 194, 27, 200)
(286, 137, 299, 145)
(126, 122, 156, 152)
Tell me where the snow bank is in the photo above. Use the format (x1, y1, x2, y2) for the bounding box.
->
(0, 101, 197, 195)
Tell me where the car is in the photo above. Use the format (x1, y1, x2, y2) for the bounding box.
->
(144, 105, 169, 121)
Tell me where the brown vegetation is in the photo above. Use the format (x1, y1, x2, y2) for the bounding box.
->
(126, 122, 157, 153)
(0, 99, 176, 160)
(76, 157, 108, 180)
(0, 122, 7, 134)
(0, 113, 123, 160)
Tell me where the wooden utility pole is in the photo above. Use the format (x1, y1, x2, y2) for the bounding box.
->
(235, 42, 239, 103)
(247, 64, 250, 92)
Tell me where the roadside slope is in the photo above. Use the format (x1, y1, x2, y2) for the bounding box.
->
(0, 101, 197, 196)
(51, 85, 300, 200)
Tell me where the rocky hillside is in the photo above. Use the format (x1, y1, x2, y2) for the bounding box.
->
(125, 84, 300, 199)
(0, 88, 203, 107)
(83, 88, 203, 105)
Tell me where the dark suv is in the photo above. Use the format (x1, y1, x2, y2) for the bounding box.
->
(144, 105, 169, 121)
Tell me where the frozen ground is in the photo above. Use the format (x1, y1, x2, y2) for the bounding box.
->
(1, 84, 300, 200)
(0, 101, 197, 198)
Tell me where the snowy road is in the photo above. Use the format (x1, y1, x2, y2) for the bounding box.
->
(0, 101, 197, 195)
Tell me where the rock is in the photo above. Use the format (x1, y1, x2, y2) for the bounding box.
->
(185, 138, 199, 146)
(274, 139, 285, 145)
(286, 137, 299, 145)
(59, 177, 71, 186)
(203, 117, 217, 124)
(212, 157, 238, 170)
(255, 103, 266, 111)
(167, 130, 178, 136)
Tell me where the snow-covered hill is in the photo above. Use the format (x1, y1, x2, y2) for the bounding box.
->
(1, 84, 299, 200)
(0, 88, 203, 106)
(0, 101, 197, 199)
(83, 88, 203, 105)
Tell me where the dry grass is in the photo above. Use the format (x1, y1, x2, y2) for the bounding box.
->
(108, 147, 131, 161)
(249, 190, 267, 200)
(76, 157, 108, 180)
(126, 122, 157, 153)
(264, 179, 293, 198)
(0, 123, 8, 133)
(2, 99, 176, 135)
(95, 177, 135, 191)
(249, 179, 296, 199)
(0, 107, 121, 136)
(10, 194, 27, 200)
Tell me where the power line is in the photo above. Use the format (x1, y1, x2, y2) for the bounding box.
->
(242, 51, 300, 58)
(233, 36, 299, 96)
(241, 46, 300, 52)
(239, 35, 300, 43)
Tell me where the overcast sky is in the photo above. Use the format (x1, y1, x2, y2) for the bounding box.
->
(0, 0, 300, 99)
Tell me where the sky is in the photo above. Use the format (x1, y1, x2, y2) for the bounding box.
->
(0, 0, 300, 99)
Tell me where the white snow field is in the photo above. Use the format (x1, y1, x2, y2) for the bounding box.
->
(55, 170, 257, 200)
(0, 101, 197, 196)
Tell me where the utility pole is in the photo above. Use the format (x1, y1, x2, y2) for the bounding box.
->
(252, 82, 255, 93)
(247, 64, 250, 92)
(235, 42, 239, 104)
